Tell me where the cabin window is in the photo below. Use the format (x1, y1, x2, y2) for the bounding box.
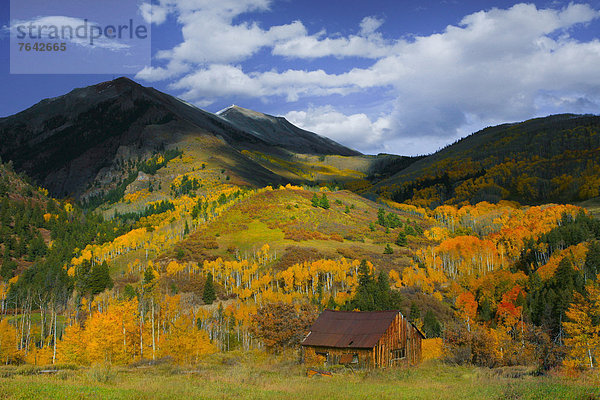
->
(391, 348, 406, 361)
(315, 351, 328, 363)
(339, 353, 358, 365)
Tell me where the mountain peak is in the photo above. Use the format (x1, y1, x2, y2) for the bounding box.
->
(218, 104, 278, 123)
(217, 105, 361, 156)
(91, 76, 144, 95)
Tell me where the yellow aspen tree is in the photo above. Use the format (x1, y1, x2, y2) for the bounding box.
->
(57, 323, 88, 365)
(0, 319, 19, 365)
(563, 289, 600, 370)
(159, 317, 216, 365)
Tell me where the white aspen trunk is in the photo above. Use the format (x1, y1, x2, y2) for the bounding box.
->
(151, 299, 156, 360)
(139, 304, 144, 359)
(52, 310, 57, 365)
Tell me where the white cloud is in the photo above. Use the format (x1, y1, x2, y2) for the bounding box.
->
(137, 2, 600, 154)
(359, 16, 384, 36)
(271, 15, 396, 59)
(285, 106, 391, 153)
(136, 0, 303, 76)
(140, 3, 169, 25)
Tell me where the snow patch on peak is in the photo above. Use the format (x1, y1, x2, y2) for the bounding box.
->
(216, 104, 237, 115)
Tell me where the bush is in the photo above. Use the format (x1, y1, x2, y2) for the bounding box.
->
(88, 363, 117, 384)
(443, 323, 497, 367)
(250, 302, 318, 352)
(384, 244, 394, 254)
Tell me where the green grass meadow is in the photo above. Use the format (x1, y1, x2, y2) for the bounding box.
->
(1, 355, 599, 400)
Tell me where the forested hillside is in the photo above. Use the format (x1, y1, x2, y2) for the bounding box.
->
(372, 114, 600, 207)
(2, 145, 600, 373)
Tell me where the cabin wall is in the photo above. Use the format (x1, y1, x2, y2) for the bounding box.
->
(303, 346, 373, 369)
(374, 314, 422, 367)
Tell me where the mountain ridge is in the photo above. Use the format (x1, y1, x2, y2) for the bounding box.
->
(0, 78, 362, 200)
(372, 113, 600, 206)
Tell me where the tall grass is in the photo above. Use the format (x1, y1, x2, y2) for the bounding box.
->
(1, 357, 599, 400)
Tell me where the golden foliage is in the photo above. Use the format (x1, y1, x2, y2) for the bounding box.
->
(421, 338, 444, 361)
(0, 319, 20, 364)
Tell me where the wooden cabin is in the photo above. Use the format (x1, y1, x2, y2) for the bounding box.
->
(301, 310, 424, 368)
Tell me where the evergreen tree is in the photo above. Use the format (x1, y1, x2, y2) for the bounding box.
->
(375, 270, 391, 310)
(0, 259, 17, 281)
(326, 295, 337, 310)
(348, 260, 376, 311)
(384, 244, 394, 254)
(320, 194, 330, 209)
(27, 233, 47, 261)
(377, 208, 386, 226)
(123, 284, 137, 300)
(311, 193, 320, 208)
(423, 310, 442, 338)
(528, 258, 584, 339)
(315, 277, 324, 308)
(584, 241, 600, 282)
(203, 272, 216, 305)
(345, 261, 402, 311)
(395, 231, 407, 246)
(410, 302, 421, 320)
(478, 297, 494, 322)
(143, 265, 155, 286)
(89, 261, 113, 297)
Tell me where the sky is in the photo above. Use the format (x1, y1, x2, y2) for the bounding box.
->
(1, 0, 600, 156)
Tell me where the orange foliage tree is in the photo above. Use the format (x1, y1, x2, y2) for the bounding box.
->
(456, 291, 478, 332)
(250, 302, 317, 352)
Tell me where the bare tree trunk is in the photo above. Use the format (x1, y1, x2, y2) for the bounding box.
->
(40, 305, 45, 345)
(52, 309, 57, 365)
(139, 307, 144, 360)
(151, 298, 155, 360)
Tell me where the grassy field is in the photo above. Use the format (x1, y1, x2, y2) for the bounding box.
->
(579, 197, 600, 218)
(1, 354, 599, 400)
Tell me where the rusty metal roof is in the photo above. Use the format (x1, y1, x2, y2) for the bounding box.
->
(301, 310, 401, 349)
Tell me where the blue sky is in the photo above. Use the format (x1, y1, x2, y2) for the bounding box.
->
(2, 0, 600, 155)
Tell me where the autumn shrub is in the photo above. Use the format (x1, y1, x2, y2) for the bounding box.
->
(55, 369, 74, 381)
(53, 363, 79, 371)
(284, 228, 326, 241)
(211, 351, 243, 366)
(422, 338, 444, 361)
(524, 326, 565, 373)
(14, 365, 44, 376)
(329, 234, 344, 242)
(273, 246, 327, 271)
(250, 302, 318, 352)
(201, 240, 219, 249)
(443, 323, 498, 367)
(303, 347, 326, 367)
(88, 362, 117, 383)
